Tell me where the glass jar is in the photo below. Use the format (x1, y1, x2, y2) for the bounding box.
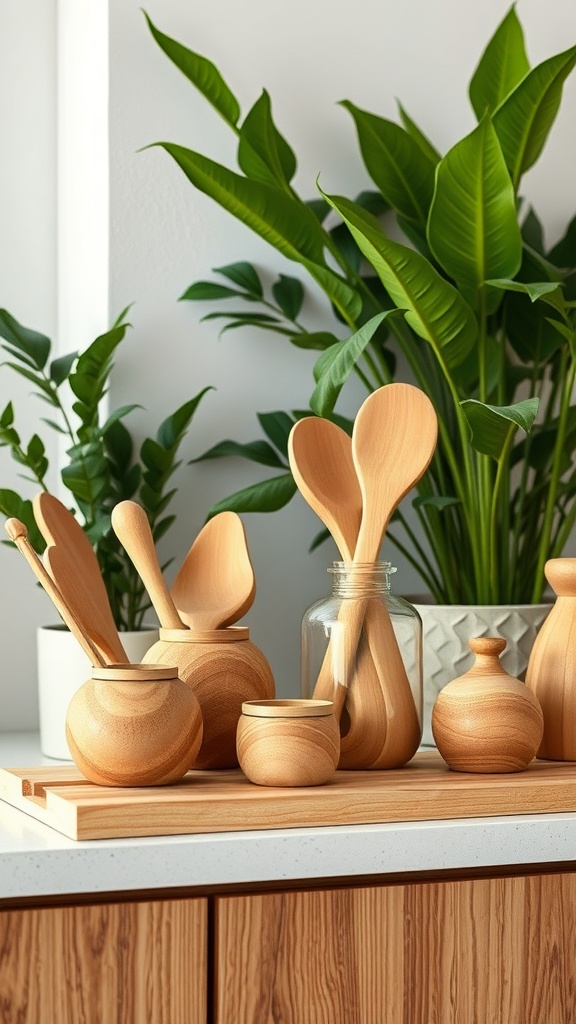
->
(301, 562, 422, 769)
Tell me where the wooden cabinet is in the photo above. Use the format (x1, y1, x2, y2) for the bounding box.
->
(216, 871, 576, 1024)
(2, 869, 576, 1024)
(0, 897, 207, 1024)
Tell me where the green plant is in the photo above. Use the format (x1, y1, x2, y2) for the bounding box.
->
(146, 7, 576, 605)
(0, 308, 212, 630)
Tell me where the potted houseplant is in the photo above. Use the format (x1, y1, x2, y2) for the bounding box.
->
(0, 307, 212, 755)
(144, 8, 576, 738)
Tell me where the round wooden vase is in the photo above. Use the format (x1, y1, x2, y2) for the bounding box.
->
(237, 699, 340, 787)
(526, 558, 576, 760)
(432, 637, 544, 773)
(65, 664, 203, 787)
(142, 627, 275, 769)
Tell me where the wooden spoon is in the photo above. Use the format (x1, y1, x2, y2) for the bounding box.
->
(5, 517, 105, 667)
(111, 500, 185, 630)
(288, 416, 402, 765)
(171, 512, 255, 630)
(350, 383, 438, 767)
(33, 492, 127, 663)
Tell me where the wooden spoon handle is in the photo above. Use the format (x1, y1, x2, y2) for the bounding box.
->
(111, 501, 185, 630)
(5, 518, 105, 667)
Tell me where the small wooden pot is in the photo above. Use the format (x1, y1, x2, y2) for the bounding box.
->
(66, 664, 203, 787)
(142, 628, 275, 769)
(432, 637, 544, 773)
(237, 699, 340, 787)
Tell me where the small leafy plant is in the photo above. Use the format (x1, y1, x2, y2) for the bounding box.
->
(0, 308, 211, 630)
(146, 6, 576, 605)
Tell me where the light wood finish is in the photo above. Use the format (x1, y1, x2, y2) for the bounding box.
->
(526, 557, 576, 759)
(33, 491, 128, 663)
(4, 517, 105, 666)
(215, 872, 576, 1024)
(0, 896, 207, 1024)
(4, 751, 576, 841)
(237, 700, 340, 786)
(143, 629, 275, 769)
(65, 664, 203, 786)
(111, 500, 184, 630)
(433, 637, 544, 773)
(170, 511, 255, 630)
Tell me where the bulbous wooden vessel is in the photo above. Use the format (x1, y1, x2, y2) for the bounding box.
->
(432, 637, 543, 773)
(66, 664, 203, 787)
(237, 699, 340, 787)
(526, 558, 576, 760)
(143, 627, 275, 769)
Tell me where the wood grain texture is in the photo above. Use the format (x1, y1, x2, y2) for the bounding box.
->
(433, 637, 544, 773)
(3, 751, 576, 841)
(215, 872, 576, 1024)
(526, 558, 576, 760)
(236, 703, 340, 786)
(143, 632, 275, 769)
(0, 897, 207, 1024)
(65, 667, 203, 786)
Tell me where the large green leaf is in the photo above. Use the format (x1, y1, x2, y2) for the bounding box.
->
(341, 101, 436, 232)
(191, 439, 286, 468)
(461, 397, 539, 459)
(320, 191, 477, 370)
(310, 311, 394, 416)
(156, 144, 361, 321)
(144, 12, 240, 128)
(208, 473, 297, 516)
(492, 44, 576, 186)
(396, 103, 441, 165)
(427, 117, 521, 312)
(469, 6, 530, 118)
(238, 90, 296, 189)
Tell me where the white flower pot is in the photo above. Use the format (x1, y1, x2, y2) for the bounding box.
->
(410, 601, 551, 746)
(37, 624, 160, 759)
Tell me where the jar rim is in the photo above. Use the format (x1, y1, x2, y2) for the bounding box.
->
(328, 560, 396, 574)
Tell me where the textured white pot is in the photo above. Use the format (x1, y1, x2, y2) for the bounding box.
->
(37, 624, 160, 759)
(410, 601, 551, 746)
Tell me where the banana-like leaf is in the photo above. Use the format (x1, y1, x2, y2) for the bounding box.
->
(427, 117, 521, 312)
(310, 311, 395, 416)
(144, 12, 240, 128)
(469, 6, 530, 119)
(341, 101, 436, 232)
(238, 90, 296, 189)
(492, 44, 576, 186)
(156, 144, 361, 321)
(461, 397, 539, 460)
(397, 102, 441, 165)
(320, 191, 477, 369)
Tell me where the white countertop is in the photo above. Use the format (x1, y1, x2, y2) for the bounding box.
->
(1, 731, 576, 902)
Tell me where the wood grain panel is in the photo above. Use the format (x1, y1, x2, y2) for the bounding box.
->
(215, 872, 576, 1024)
(4, 752, 576, 840)
(0, 897, 207, 1024)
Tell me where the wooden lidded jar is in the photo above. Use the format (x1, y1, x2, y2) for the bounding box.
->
(142, 627, 275, 769)
(526, 558, 576, 760)
(65, 664, 203, 787)
(237, 699, 340, 787)
(432, 637, 543, 773)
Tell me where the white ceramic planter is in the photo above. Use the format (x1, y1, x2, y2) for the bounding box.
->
(410, 601, 551, 746)
(37, 624, 160, 759)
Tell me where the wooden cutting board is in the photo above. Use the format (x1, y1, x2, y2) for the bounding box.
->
(1, 752, 576, 841)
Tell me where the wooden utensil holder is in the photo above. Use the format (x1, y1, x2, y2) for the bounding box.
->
(65, 664, 203, 787)
(142, 627, 275, 769)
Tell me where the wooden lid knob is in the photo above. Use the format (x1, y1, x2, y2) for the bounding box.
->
(544, 558, 576, 596)
(468, 637, 506, 657)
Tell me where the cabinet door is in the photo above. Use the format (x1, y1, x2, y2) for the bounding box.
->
(0, 896, 207, 1024)
(215, 872, 576, 1024)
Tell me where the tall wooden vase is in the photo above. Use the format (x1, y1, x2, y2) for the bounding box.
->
(526, 558, 576, 760)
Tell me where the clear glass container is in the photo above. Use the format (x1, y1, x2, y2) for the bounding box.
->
(301, 562, 423, 768)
